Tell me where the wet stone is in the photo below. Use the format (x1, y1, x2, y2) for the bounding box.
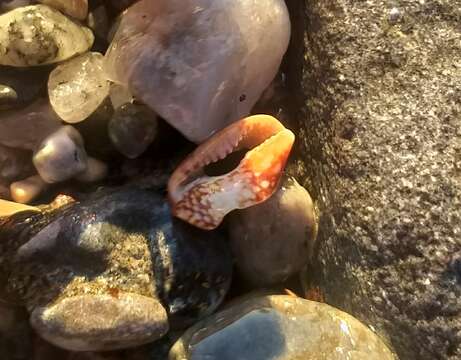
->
(48, 52, 110, 124)
(0, 188, 232, 350)
(228, 177, 317, 286)
(0, 5, 94, 67)
(33, 126, 88, 184)
(108, 103, 158, 159)
(31, 293, 169, 351)
(170, 295, 396, 360)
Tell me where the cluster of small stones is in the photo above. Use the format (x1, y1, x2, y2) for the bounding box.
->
(0, 1, 397, 360)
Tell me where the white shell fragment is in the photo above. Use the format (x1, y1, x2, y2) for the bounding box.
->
(0, 5, 94, 67)
(37, 0, 88, 20)
(33, 126, 88, 184)
(48, 52, 110, 123)
(105, 0, 291, 143)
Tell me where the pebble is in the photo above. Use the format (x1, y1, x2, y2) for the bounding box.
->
(228, 177, 317, 286)
(0, 5, 94, 67)
(31, 293, 169, 351)
(108, 103, 158, 159)
(0, 99, 62, 151)
(170, 295, 396, 360)
(105, 0, 291, 142)
(109, 83, 134, 109)
(10, 175, 48, 204)
(1, 188, 232, 351)
(37, 0, 88, 20)
(48, 52, 110, 124)
(75, 157, 108, 183)
(33, 126, 88, 184)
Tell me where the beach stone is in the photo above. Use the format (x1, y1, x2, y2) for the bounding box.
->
(10, 175, 48, 204)
(170, 295, 396, 360)
(37, 0, 88, 20)
(0, 188, 232, 350)
(31, 293, 168, 351)
(108, 103, 158, 159)
(33, 126, 88, 183)
(228, 176, 317, 286)
(0, 99, 62, 150)
(292, 0, 461, 358)
(0, 5, 94, 67)
(105, 0, 291, 142)
(48, 52, 110, 124)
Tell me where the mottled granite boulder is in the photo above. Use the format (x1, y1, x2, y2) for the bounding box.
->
(289, 1, 461, 359)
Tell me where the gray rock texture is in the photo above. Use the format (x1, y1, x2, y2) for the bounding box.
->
(289, 0, 461, 359)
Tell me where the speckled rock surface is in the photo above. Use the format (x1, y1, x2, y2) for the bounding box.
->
(291, 1, 461, 359)
(170, 295, 396, 360)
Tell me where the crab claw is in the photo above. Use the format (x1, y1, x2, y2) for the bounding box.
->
(168, 115, 295, 230)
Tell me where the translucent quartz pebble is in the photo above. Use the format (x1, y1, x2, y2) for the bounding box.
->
(0, 5, 94, 67)
(31, 293, 169, 351)
(170, 295, 396, 360)
(105, 0, 291, 143)
(37, 0, 88, 20)
(228, 177, 318, 286)
(109, 83, 134, 109)
(49, 52, 110, 124)
(33, 126, 88, 183)
(108, 103, 158, 159)
(0, 99, 61, 150)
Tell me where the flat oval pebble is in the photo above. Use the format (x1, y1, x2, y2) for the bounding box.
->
(49, 52, 110, 124)
(31, 293, 169, 351)
(170, 295, 396, 360)
(0, 5, 94, 67)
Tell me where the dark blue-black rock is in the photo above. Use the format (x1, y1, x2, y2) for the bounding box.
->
(0, 187, 232, 351)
